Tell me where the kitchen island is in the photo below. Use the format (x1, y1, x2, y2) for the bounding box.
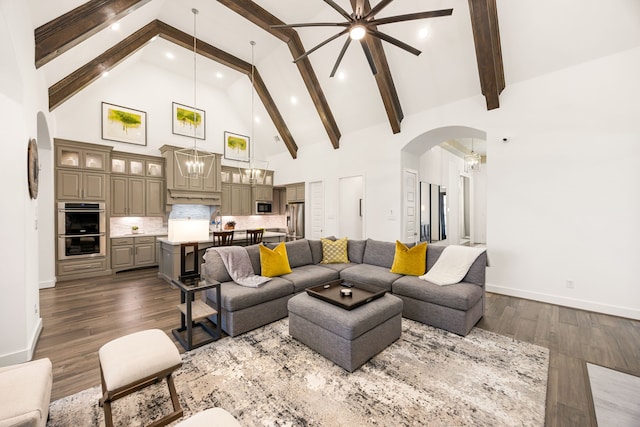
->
(157, 230, 286, 283)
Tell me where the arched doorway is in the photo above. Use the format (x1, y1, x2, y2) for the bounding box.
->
(401, 126, 487, 247)
(37, 111, 56, 288)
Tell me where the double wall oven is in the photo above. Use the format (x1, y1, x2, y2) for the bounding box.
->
(57, 202, 106, 260)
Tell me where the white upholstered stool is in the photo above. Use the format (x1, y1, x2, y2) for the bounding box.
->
(98, 329, 183, 427)
(0, 358, 52, 427)
(175, 408, 241, 427)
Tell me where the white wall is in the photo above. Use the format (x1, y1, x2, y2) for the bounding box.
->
(0, 0, 52, 365)
(53, 60, 251, 160)
(269, 46, 640, 320)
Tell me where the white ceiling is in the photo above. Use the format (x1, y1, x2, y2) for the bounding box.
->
(31, 0, 640, 159)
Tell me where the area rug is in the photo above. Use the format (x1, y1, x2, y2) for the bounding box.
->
(587, 363, 640, 426)
(47, 319, 549, 426)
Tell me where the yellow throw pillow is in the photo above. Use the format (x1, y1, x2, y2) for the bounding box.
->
(320, 237, 349, 264)
(259, 242, 292, 277)
(390, 241, 427, 276)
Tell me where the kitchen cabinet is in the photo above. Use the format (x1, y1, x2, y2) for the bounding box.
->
(272, 187, 286, 214)
(56, 142, 108, 171)
(220, 183, 252, 216)
(286, 182, 305, 203)
(146, 179, 165, 216)
(56, 258, 109, 280)
(55, 139, 112, 201)
(54, 139, 113, 281)
(56, 169, 107, 201)
(160, 145, 221, 205)
(110, 152, 165, 217)
(254, 185, 273, 202)
(231, 184, 252, 216)
(111, 176, 145, 216)
(111, 236, 157, 272)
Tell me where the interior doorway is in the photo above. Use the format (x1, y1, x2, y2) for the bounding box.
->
(309, 181, 324, 239)
(338, 175, 363, 239)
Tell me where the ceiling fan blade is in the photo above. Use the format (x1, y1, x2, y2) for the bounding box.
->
(368, 28, 421, 56)
(292, 28, 349, 63)
(354, 0, 366, 18)
(360, 39, 378, 75)
(270, 22, 348, 29)
(323, 0, 353, 21)
(371, 9, 453, 26)
(330, 37, 352, 77)
(363, 0, 394, 21)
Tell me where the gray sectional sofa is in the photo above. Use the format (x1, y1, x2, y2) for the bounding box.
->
(201, 238, 487, 337)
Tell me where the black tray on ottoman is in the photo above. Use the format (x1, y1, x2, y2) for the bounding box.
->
(306, 279, 386, 310)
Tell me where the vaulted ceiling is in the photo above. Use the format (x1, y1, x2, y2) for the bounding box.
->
(31, 0, 640, 159)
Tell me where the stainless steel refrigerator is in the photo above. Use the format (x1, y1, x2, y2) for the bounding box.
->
(286, 203, 305, 241)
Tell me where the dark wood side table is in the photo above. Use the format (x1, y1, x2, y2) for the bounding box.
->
(171, 277, 222, 351)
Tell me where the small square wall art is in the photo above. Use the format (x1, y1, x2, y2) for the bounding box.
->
(172, 102, 206, 140)
(224, 131, 250, 162)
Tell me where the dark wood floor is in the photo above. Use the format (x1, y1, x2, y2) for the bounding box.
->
(34, 269, 640, 426)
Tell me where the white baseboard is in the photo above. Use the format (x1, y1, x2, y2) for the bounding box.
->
(486, 283, 640, 321)
(0, 318, 43, 366)
(39, 278, 56, 289)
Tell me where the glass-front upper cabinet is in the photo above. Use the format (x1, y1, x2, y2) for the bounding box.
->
(130, 160, 144, 176)
(146, 161, 163, 177)
(57, 146, 106, 170)
(111, 154, 164, 177)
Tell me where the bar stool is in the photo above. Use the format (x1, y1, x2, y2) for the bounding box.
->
(213, 230, 234, 246)
(246, 229, 264, 245)
(98, 329, 183, 427)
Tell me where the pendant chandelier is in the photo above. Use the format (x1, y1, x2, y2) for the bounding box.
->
(464, 139, 481, 172)
(239, 40, 268, 185)
(175, 8, 215, 179)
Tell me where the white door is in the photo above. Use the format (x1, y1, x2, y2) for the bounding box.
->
(403, 169, 418, 243)
(309, 181, 324, 239)
(338, 175, 363, 239)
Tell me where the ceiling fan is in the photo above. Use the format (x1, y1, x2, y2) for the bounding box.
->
(271, 0, 453, 77)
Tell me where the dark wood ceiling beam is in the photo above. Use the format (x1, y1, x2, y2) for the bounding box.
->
(48, 19, 298, 158)
(468, 0, 505, 110)
(353, 0, 403, 134)
(35, 0, 152, 68)
(48, 20, 158, 111)
(154, 21, 298, 158)
(217, 0, 341, 150)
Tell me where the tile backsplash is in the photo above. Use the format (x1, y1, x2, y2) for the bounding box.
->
(110, 203, 287, 236)
(110, 216, 165, 236)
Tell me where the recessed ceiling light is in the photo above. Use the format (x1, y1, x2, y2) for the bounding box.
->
(111, 22, 120, 31)
(419, 27, 430, 39)
(102, 71, 109, 78)
(337, 71, 346, 80)
(215, 72, 223, 79)
(290, 96, 298, 105)
(165, 52, 174, 60)
(254, 116, 261, 124)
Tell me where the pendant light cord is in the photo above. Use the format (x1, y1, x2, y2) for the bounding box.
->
(192, 8, 199, 148)
(250, 41, 256, 167)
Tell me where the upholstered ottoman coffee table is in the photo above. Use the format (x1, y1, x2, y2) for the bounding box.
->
(288, 283, 403, 372)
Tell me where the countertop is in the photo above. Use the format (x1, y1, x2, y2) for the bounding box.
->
(156, 230, 286, 245)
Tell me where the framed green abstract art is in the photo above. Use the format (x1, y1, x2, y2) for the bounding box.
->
(101, 102, 147, 146)
(172, 102, 205, 140)
(224, 131, 250, 162)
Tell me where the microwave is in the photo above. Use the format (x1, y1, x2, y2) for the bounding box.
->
(256, 202, 272, 214)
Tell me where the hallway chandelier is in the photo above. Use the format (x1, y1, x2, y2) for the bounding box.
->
(239, 40, 268, 185)
(175, 8, 215, 179)
(464, 139, 481, 172)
